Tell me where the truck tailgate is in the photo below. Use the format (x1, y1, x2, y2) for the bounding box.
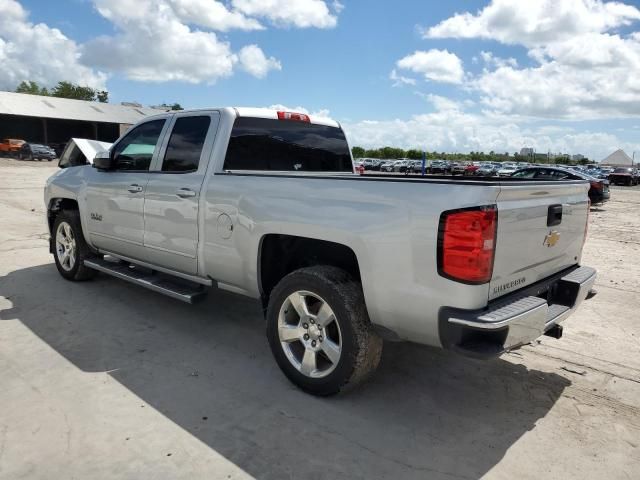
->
(490, 181, 589, 301)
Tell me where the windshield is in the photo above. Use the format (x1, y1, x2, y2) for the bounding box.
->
(613, 168, 632, 173)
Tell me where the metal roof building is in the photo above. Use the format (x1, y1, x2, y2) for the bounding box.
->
(0, 91, 165, 155)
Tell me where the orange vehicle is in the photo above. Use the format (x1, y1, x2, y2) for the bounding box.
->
(0, 138, 26, 156)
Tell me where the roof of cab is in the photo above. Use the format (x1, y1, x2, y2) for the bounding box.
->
(233, 107, 340, 128)
(142, 107, 341, 129)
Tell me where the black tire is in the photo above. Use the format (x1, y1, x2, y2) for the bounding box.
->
(266, 266, 382, 396)
(52, 210, 97, 281)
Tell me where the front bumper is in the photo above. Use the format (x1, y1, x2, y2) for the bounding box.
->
(439, 266, 596, 358)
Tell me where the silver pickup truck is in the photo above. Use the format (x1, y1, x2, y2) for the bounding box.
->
(45, 107, 596, 395)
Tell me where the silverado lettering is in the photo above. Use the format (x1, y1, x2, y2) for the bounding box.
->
(493, 277, 527, 295)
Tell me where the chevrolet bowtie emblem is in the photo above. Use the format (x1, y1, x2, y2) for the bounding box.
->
(544, 230, 561, 247)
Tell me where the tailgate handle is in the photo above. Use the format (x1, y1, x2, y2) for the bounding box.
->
(547, 204, 563, 226)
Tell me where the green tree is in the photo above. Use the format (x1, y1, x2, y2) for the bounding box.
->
(15, 80, 109, 102)
(15, 80, 49, 96)
(405, 149, 423, 160)
(351, 146, 365, 158)
(96, 90, 109, 103)
(159, 102, 183, 111)
(51, 81, 98, 101)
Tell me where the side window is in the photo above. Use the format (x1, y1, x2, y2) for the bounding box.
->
(112, 119, 165, 171)
(511, 169, 536, 178)
(548, 170, 570, 180)
(161, 116, 211, 172)
(534, 169, 554, 180)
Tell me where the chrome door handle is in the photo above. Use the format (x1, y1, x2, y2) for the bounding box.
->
(176, 188, 197, 198)
(128, 184, 143, 193)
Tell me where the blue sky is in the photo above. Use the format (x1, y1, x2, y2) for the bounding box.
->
(4, 0, 640, 159)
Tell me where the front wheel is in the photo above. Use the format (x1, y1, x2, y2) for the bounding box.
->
(53, 210, 97, 281)
(266, 266, 382, 396)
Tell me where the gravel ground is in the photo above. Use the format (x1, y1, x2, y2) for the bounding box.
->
(0, 158, 639, 480)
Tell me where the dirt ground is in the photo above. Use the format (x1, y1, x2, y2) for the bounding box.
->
(0, 158, 639, 480)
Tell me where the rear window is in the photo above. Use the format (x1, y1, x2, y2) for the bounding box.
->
(223, 117, 352, 172)
(613, 168, 632, 173)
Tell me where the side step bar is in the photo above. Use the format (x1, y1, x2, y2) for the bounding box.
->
(84, 258, 207, 304)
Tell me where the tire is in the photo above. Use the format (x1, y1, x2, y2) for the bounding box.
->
(52, 210, 97, 281)
(266, 266, 383, 396)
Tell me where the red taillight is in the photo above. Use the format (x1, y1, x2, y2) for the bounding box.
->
(277, 111, 310, 122)
(590, 181, 602, 191)
(438, 206, 498, 284)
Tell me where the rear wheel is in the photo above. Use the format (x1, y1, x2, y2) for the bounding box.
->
(53, 210, 97, 281)
(266, 266, 382, 396)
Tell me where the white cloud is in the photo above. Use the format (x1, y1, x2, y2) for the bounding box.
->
(479, 51, 517, 68)
(424, 94, 461, 112)
(231, 0, 338, 28)
(423, 0, 640, 47)
(238, 44, 281, 78)
(419, 0, 640, 119)
(84, 1, 237, 83)
(83, 0, 283, 83)
(389, 69, 416, 87)
(396, 49, 464, 84)
(168, 0, 263, 31)
(342, 102, 636, 161)
(0, 0, 106, 90)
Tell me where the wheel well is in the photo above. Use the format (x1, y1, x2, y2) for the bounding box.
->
(48, 198, 79, 233)
(259, 234, 361, 308)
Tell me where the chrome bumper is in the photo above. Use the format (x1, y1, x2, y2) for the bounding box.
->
(440, 266, 596, 357)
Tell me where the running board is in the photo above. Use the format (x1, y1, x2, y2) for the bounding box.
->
(84, 258, 207, 304)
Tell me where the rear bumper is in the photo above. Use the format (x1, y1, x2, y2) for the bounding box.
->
(590, 190, 610, 203)
(439, 265, 596, 358)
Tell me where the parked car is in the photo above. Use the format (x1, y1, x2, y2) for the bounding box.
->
(450, 163, 467, 175)
(463, 164, 480, 176)
(361, 158, 382, 171)
(18, 143, 57, 161)
(497, 165, 518, 177)
(44, 107, 596, 396)
(475, 164, 497, 176)
(409, 159, 427, 174)
(392, 159, 411, 173)
(608, 167, 639, 186)
(511, 167, 610, 204)
(379, 160, 396, 172)
(429, 161, 450, 174)
(0, 138, 25, 157)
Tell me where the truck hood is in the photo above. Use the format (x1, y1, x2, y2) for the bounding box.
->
(70, 138, 112, 164)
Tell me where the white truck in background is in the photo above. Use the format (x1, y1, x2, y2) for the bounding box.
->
(44, 108, 596, 395)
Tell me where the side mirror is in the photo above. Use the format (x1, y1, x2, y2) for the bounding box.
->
(93, 150, 115, 170)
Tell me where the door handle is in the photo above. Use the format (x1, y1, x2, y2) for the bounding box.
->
(176, 188, 197, 198)
(128, 184, 143, 193)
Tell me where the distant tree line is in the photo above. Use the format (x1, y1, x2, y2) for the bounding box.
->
(13, 81, 187, 112)
(15, 80, 109, 103)
(351, 146, 590, 164)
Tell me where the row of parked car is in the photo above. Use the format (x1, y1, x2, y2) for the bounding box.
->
(0, 138, 58, 161)
(359, 158, 533, 176)
(356, 159, 629, 204)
